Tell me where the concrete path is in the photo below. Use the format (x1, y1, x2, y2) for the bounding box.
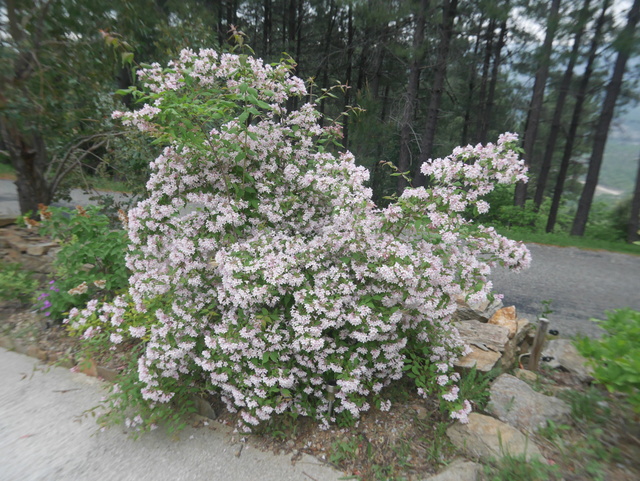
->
(0, 348, 343, 481)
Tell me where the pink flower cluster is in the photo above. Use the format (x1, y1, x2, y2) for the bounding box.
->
(83, 49, 530, 429)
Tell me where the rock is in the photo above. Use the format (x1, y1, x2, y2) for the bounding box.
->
(96, 366, 119, 382)
(491, 306, 517, 321)
(512, 318, 532, 345)
(488, 374, 571, 432)
(447, 413, 543, 462)
(26, 242, 58, 256)
(541, 339, 594, 382)
(4, 248, 21, 263)
(423, 459, 482, 481)
(513, 368, 538, 384)
(1, 226, 57, 273)
(26, 345, 48, 361)
(77, 358, 98, 377)
(453, 295, 503, 323)
(488, 307, 518, 339)
(3, 232, 30, 252)
(502, 319, 532, 369)
(192, 395, 217, 420)
(454, 321, 510, 372)
(456, 320, 510, 353)
(0, 336, 15, 350)
(412, 404, 428, 420)
(455, 348, 503, 373)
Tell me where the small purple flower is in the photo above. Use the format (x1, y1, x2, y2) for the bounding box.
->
(44, 312, 50, 317)
(43, 300, 52, 309)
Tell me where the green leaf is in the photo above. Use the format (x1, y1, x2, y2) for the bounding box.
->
(121, 52, 134, 66)
(238, 110, 250, 125)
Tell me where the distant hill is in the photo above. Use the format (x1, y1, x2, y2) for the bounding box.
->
(600, 104, 640, 196)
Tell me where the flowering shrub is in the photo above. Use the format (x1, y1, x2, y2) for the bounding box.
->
(68, 49, 530, 431)
(30, 205, 129, 321)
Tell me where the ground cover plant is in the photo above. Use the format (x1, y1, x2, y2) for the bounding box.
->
(23, 205, 129, 321)
(575, 308, 640, 412)
(64, 49, 533, 434)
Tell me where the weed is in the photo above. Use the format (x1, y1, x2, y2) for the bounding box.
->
(329, 437, 361, 465)
(0, 261, 39, 305)
(458, 364, 499, 411)
(537, 420, 571, 442)
(484, 453, 560, 480)
(575, 308, 640, 412)
(422, 420, 455, 465)
(540, 299, 553, 319)
(560, 385, 611, 424)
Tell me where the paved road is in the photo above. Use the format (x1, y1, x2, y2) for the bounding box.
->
(490, 243, 640, 338)
(0, 179, 135, 218)
(1, 179, 638, 338)
(0, 348, 342, 481)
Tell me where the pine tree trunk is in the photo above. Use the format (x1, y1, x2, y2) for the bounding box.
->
(474, 18, 496, 144)
(369, 21, 387, 100)
(571, 0, 640, 236)
(546, 0, 610, 233)
(514, 0, 561, 207)
(343, 5, 354, 149)
(460, 18, 484, 146)
(316, 0, 337, 125)
(413, 0, 458, 188)
(481, 13, 508, 144)
(3, 0, 53, 216)
(0, 120, 53, 215)
(263, 0, 272, 56)
(397, 0, 429, 195)
(533, 0, 591, 209)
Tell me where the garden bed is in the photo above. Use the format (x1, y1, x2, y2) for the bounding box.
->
(2, 288, 640, 481)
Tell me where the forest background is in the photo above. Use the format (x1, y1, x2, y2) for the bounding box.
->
(2, 0, 640, 248)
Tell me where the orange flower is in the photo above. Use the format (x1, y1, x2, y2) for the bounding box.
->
(24, 218, 40, 228)
(38, 204, 52, 220)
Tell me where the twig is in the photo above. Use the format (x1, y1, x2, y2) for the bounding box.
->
(302, 472, 318, 481)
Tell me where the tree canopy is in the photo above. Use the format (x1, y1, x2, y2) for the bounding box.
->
(1, 0, 639, 239)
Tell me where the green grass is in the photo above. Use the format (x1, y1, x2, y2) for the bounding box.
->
(0, 164, 131, 193)
(484, 453, 560, 481)
(85, 177, 131, 193)
(496, 228, 640, 256)
(0, 163, 16, 179)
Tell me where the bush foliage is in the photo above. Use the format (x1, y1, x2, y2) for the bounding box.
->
(68, 49, 531, 432)
(27, 205, 129, 321)
(575, 308, 640, 412)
